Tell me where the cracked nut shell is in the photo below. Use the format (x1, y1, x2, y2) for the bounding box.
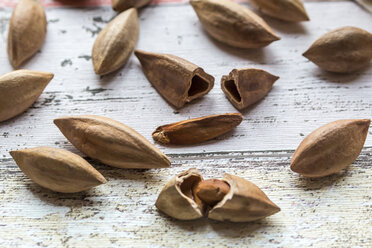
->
(156, 169, 280, 222)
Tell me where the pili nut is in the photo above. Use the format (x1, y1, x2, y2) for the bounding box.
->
(112, 0, 152, 12)
(250, 0, 309, 22)
(291, 119, 370, 178)
(221, 68, 279, 110)
(0, 70, 54, 122)
(135, 50, 214, 108)
(54, 115, 171, 169)
(190, 0, 280, 49)
(7, 0, 47, 68)
(92, 8, 139, 75)
(303, 26, 372, 73)
(156, 168, 280, 222)
(10, 147, 106, 193)
(152, 113, 243, 145)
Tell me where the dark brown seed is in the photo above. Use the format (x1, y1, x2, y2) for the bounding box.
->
(193, 179, 230, 206)
(152, 113, 243, 145)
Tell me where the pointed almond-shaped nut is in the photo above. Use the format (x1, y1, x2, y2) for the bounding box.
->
(207, 174, 280, 222)
(0, 70, 54, 122)
(92, 8, 139, 75)
(112, 0, 152, 12)
(7, 0, 47, 68)
(152, 113, 243, 145)
(303, 27, 372, 73)
(250, 0, 309, 22)
(291, 119, 370, 178)
(156, 168, 204, 220)
(221, 68, 279, 110)
(190, 0, 280, 48)
(10, 147, 106, 193)
(135, 50, 214, 108)
(54, 115, 171, 169)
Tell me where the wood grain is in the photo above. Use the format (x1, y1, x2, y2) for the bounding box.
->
(0, 1, 371, 247)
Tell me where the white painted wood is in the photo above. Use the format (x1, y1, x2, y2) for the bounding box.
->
(0, 1, 371, 247)
(0, 1, 371, 155)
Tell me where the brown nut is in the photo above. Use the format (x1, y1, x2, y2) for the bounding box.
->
(156, 168, 204, 220)
(10, 147, 106, 193)
(291, 119, 370, 178)
(8, 0, 47, 68)
(193, 179, 230, 206)
(250, 0, 309, 22)
(156, 169, 280, 222)
(112, 0, 152, 12)
(303, 26, 372, 73)
(190, 0, 280, 48)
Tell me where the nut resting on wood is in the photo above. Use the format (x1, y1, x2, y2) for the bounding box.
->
(190, 0, 280, 48)
(54, 115, 171, 169)
(112, 0, 152, 12)
(10, 147, 106, 193)
(250, 0, 309, 22)
(152, 113, 243, 145)
(92, 8, 139, 75)
(291, 119, 370, 177)
(221, 68, 279, 110)
(0, 70, 54, 122)
(156, 168, 280, 222)
(7, 0, 47, 68)
(303, 26, 372, 73)
(135, 50, 214, 109)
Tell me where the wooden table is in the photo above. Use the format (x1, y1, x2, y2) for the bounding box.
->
(0, 0, 371, 247)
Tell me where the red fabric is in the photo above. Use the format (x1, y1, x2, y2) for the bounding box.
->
(0, 0, 249, 7)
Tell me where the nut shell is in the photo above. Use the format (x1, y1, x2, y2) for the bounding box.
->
(207, 174, 280, 222)
(156, 168, 204, 220)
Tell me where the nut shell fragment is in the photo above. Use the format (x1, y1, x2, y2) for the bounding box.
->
(291, 119, 370, 178)
(10, 147, 106, 193)
(92, 8, 139, 75)
(207, 174, 280, 222)
(190, 0, 280, 48)
(135, 50, 214, 108)
(7, 0, 47, 68)
(156, 168, 204, 220)
(54, 115, 171, 169)
(303, 26, 372, 73)
(0, 70, 54, 122)
(112, 0, 152, 12)
(221, 68, 279, 110)
(250, 0, 309, 22)
(152, 113, 243, 145)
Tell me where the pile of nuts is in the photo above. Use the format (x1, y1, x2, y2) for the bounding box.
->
(1, 0, 372, 223)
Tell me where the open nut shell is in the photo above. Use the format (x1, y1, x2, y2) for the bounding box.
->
(221, 68, 279, 110)
(207, 174, 280, 222)
(135, 50, 214, 109)
(156, 168, 204, 220)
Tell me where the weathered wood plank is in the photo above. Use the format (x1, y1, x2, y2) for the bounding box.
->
(0, 1, 371, 247)
(0, 149, 371, 247)
(0, 1, 371, 155)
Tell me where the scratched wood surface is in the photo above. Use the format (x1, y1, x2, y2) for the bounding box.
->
(0, 0, 371, 247)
